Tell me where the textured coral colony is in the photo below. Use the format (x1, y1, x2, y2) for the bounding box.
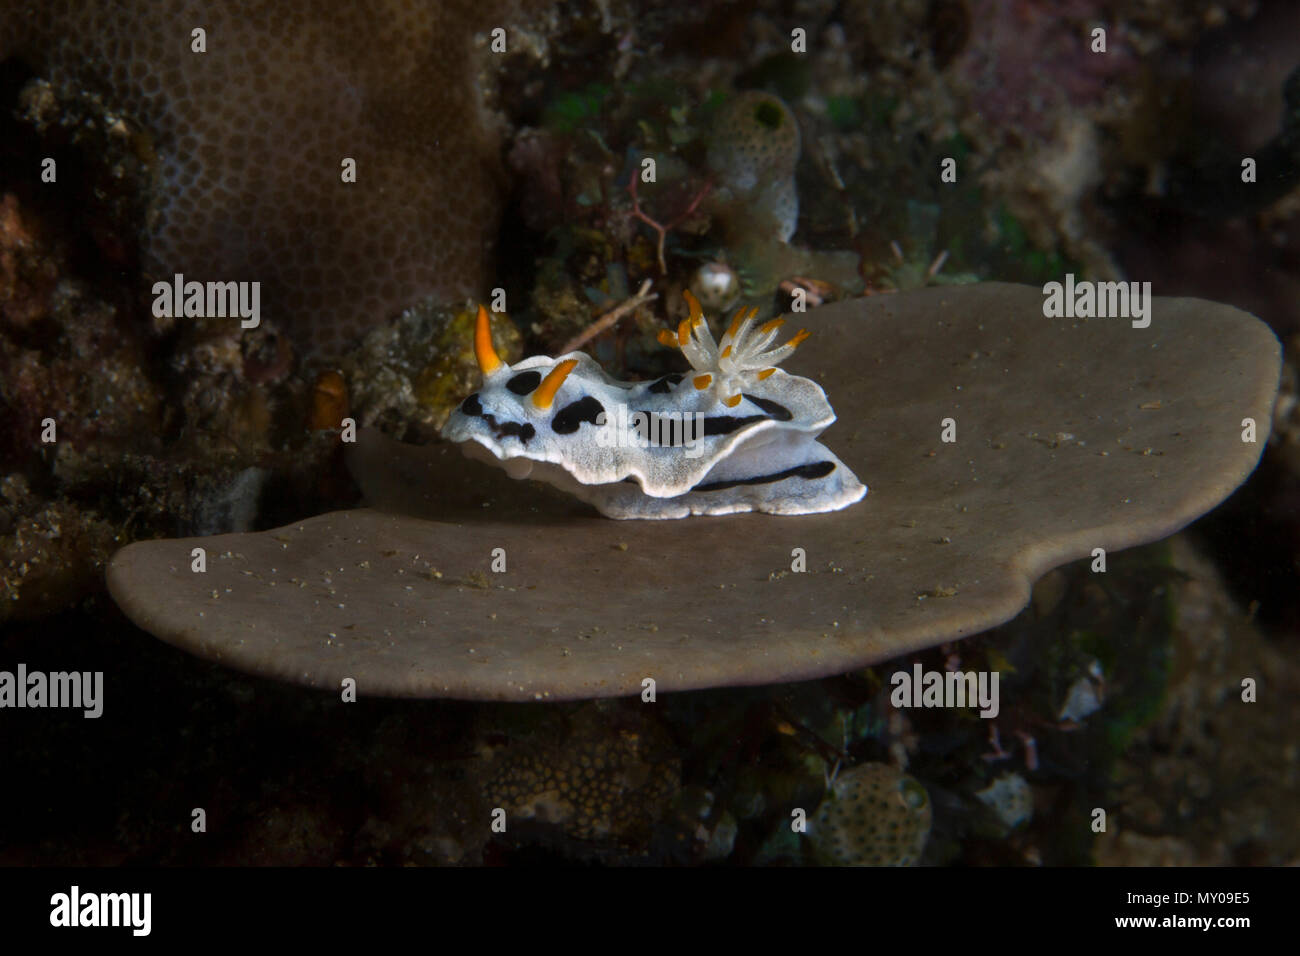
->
(1, 0, 1297, 875)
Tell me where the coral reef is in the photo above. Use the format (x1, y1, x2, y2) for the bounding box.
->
(0, 0, 539, 354)
(1, 0, 1297, 871)
(482, 704, 679, 853)
(706, 91, 802, 242)
(1099, 538, 1300, 865)
(0, 192, 58, 327)
(809, 762, 931, 866)
(975, 773, 1034, 832)
(344, 302, 523, 443)
(0, 475, 119, 622)
(0, 195, 159, 468)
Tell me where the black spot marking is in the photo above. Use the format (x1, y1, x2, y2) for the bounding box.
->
(694, 460, 836, 492)
(481, 414, 535, 443)
(648, 373, 684, 394)
(493, 421, 536, 442)
(552, 396, 606, 435)
(506, 370, 543, 395)
(461, 394, 535, 443)
(742, 394, 793, 420)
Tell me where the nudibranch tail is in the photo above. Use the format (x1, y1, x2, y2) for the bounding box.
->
(475, 304, 504, 376)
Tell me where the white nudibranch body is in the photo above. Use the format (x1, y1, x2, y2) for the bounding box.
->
(440, 294, 867, 519)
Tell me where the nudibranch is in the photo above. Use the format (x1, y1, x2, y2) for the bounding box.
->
(440, 293, 867, 518)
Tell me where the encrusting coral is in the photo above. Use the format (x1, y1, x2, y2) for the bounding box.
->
(809, 762, 931, 866)
(0, 0, 531, 354)
(482, 706, 679, 848)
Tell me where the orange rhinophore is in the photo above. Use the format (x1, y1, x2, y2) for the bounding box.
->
(532, 358, 579, 409)
(474, 304, 503, 375)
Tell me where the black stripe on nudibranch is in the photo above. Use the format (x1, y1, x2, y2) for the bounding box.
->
(505, 370, 543, 395)
(634, 394, 787, 439)
(647, 373, 684, 394)
(461, 393, 484, 415)
(694, 460, 836, 492)
(552, 396, 606, 434)
(702, 414, 768, 436)
(742, 394, 793, 421)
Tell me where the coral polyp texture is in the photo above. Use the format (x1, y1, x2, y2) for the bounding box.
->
(0, 0, 518, 354)
(482, 709, 679, 847)
(706, 90, 802, 242)
(810, 763, 932, 866)
(441, 295, 867, 518)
